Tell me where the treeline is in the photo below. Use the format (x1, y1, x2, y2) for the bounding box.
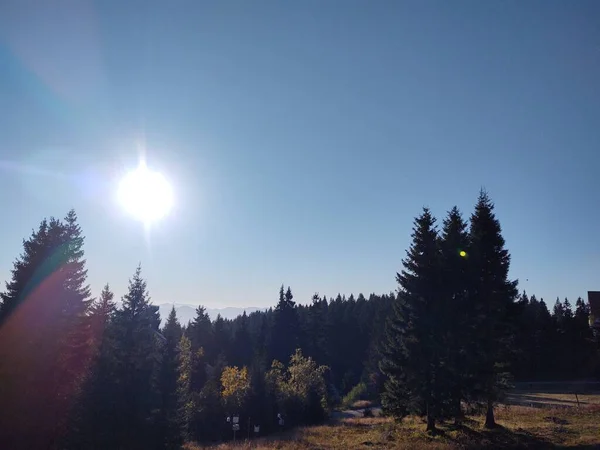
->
(0, 210, 392, 449)
(0, 194, 597, 447)
(379, 191, 598, 432)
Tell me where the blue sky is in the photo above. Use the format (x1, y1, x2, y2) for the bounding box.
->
(0, 1, 599, 308)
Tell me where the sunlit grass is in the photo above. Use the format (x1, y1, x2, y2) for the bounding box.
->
(185, 404, 600, 449)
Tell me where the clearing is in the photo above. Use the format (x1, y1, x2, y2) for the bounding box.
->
(185, 404, 600, 449)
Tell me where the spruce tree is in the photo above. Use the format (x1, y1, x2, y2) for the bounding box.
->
(189, 305, 213, 367)
(68, 284, 118, 449)
(0, 212, 93, 449)
(176, 335, 194, 442)
(111, 265, 161, 448)
(159, 307, 184, 448)
(574, 298, 595, 377)
(469, 191, 518, 428)
(304, 294, 329, 364)
(254, 313, 271, 369)
(56, 210, 94, 424)
(232, 311, 253, 368)
(0, 219, 50, 322)
(213, 313, 231, 364)
(380, 208, 445, 432)
(270, 285, 299, 364)
(438, 206, 472, 423)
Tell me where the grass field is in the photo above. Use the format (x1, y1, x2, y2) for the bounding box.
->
(185, 402, 600, 449)
(508, 383, 600, 409)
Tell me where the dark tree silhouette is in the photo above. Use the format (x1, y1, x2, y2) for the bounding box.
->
(469, 191, 518, 428)
(380, 208, 445, 432)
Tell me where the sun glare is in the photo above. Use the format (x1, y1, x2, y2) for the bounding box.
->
(117, 163, 174, 224)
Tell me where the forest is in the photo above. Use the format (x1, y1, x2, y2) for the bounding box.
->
(0, 191, 597, 449)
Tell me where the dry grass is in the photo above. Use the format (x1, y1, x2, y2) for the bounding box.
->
(184, 404, 600, 449)
(350, 400, 374, 410)
(507, 391, 600, 408)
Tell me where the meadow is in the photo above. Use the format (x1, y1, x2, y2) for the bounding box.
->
(185, 393, 600, 449)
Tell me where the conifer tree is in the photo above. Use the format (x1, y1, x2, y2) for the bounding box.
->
(177, 335, 194, 442)
(380, 208, 445, 432)
(159, 307, 183, 448)
(189, 305, 213, 362)
(0, 212, 93, 448)
(213, 313, 231, 364)
(270, 285, 299, 364)
(111, 265, 161, 448)
(68, 284, 117, 449)
(56, 210, 94, 418)
(0, 219, 50, 322)
(438, 206, 472, 422)
(469, 191, 518, 428)
(232, 311, 253, 368)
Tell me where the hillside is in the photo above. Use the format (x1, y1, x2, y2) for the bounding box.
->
(157, 303, 263, 324)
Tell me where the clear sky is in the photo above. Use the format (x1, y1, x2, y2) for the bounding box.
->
(1, 1, 599, 308)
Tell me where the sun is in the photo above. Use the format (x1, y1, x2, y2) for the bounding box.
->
(117, 162, 174, 224)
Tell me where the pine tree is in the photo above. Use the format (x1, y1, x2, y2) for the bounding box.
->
(438, 206, 472, 423)
(213, 313, 231, 364)
(255, 313, 271, 369)
(0, 219, 50, 322)
(0, 212, 93, 449)
(232, 311, 253, 368)
(469, 191, 518, 428)
(159, 307, 183, 448)
(87, 284, 116, 367)
(68, 284, 118, 449)
(270, 285, 299, 364)
(380, 208, 445, 432)
(189, 305, 213, 363)
(304, 294, 329, 364)
(176, 335, 194, 442)
(56, 210, 94, 425)
(574, 298, 595, 377)
(111, 265, 161, 449)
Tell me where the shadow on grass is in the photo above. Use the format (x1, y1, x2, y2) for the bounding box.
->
(441, 423, 555, 449)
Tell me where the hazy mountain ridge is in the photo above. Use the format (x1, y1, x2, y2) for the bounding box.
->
(157, 303, 263, 324)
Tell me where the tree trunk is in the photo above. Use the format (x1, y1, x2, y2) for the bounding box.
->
(426, 402, 436, 433)
(453, 397, 463, 426)
(484, 397, 495, 429)
(426, 413, 436, 432)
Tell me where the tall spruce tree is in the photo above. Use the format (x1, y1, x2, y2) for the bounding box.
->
(111, 265, 161, 449)
(0, 219, 50, 322)
(270, 285, 299, 364)
(232, 311, 253, 368)
(176, 335, 194, 442)
(0, 212, 93, 449)
(56, 210, 94, 423)
(469, 191, 518, 428)
(213, 313, 230, 364)
(439, 206, 472, 423)
(189, 305, 213, 365)
(68, 284, 118, 449)
(380, 208, 445, 432)
(159, 307, 183, 448)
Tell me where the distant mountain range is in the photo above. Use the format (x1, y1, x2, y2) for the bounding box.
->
(157, 303, 263, 324)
